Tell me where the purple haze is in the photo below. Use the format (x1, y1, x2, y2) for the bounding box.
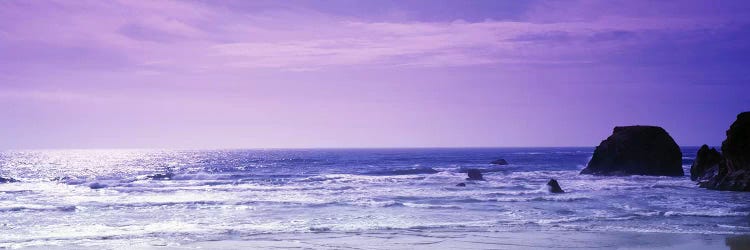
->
(1, 0, 749, 149)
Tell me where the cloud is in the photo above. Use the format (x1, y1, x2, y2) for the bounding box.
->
(0, 0, 747, 72)
(0, 90, 100, 102)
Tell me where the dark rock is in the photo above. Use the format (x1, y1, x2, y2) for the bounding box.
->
(690, 144, 722, 181)
(147, 172, 174, 180)
(698, 112, 750, 191)
(726, 235, 750, 250)
(466, 169, 484, 180)
(0, 177, 18, 183)
(51, 176, 71, 182)
(580, 126, 683, 176)
(88, 182, 107, 189)
(456, 183, 466, 187)
(490, 159, 508, 165)
(547, 179, 564, 193)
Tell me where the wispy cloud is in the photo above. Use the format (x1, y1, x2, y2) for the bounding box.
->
(0, 90, 100, 102)
(0, 0, 747, 72)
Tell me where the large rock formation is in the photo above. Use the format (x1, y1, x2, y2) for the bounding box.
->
(698, 112, 750, 191)
(580, 126, 683, 176)
(690, 145, 722, 181)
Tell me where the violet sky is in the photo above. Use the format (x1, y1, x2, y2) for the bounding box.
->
(1, 0, 749, 149)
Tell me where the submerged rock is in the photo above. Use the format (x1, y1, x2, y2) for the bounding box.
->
(547, 179, 564, 193)
(456, 182, 466, 187)
(698, 112, 750, 191)
(88, 182, 108, 189)
(490, 159, 508, 165)
(690, 144, 722, 181)
(147, 172, 174, 180)
(466, 169, 484, 180)
(580, 126, 683, 176)
(0, 177, 18, 183)
(50, 176, 75, 183)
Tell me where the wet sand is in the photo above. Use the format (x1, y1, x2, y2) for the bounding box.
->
(24, 230, 750, 249)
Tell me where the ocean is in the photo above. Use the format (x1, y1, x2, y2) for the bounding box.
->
(1, 147, 749, 248)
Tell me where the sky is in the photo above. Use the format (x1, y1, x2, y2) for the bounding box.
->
(0, 0, 749, 149)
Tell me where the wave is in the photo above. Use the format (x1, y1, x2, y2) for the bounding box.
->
(76, 199, 332, 209)
(457, 195, 591, 203)
(457, 167, 509, 173)
(663, 211, 750, 217)
(488, 196, 591, 202)
(401, 202, 461, 209)
(362, 168, 439, 176)
(88, 200, 232, 209)
(717, 224, 750, 230)
(486, 189, 549, 196)
(344, 200, 460, 209)
(0, 205, 76, 213)
(351, 200, 400, 208)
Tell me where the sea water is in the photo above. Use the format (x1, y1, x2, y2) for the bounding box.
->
(0, 147, 748, 248)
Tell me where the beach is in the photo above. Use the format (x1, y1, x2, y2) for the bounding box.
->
(18, 231, 746, 249)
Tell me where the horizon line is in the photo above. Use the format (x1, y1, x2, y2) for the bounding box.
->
(0, 145, 713, 151)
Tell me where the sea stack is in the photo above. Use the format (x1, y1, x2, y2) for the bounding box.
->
(690, 145, 722, 181)
(580, 126, 683, 176)
(697, 112, 750, 191)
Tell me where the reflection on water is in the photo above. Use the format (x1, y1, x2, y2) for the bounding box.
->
(1, 148, 749, 248)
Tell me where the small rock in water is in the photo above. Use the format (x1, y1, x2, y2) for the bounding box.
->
(147, 172, 174, 180)
(0, 177, 18, 183)
(456, 183, 466, 187)
(490, 159, 508, 165)
(89, 182, 108, 189)
(466, 169, 484, 180)
(547, 179, 564, 193)
(51, 176, 71, 182)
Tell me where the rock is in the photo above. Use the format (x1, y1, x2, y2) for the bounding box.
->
(466, 169, 484, 180)
(698, 112, 750, 191)
(147, 172, 174, 180)
(51, 176, 72, 182)
(490, 159, 508, 165)
(456, 183, 466, 187)
(0, 177, 18, 183)
(690, 144, 722, 181)
(725, 235, 750, 250)
(547, 179, 564, 193)
(580, 126, 683, 176)
(88, 182, 107, 189)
